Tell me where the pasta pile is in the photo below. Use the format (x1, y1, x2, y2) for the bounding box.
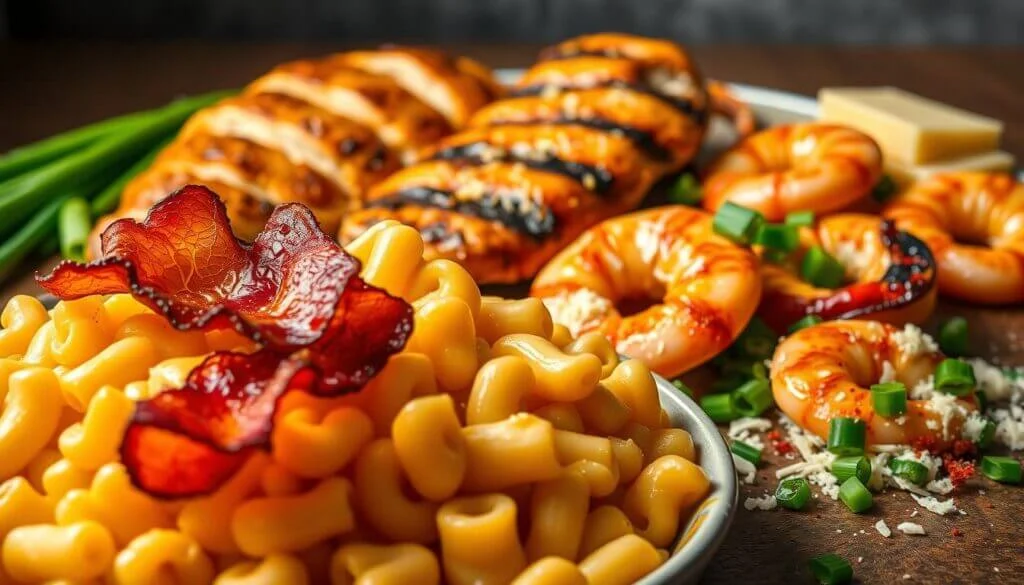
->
(0, 221, 710, 585)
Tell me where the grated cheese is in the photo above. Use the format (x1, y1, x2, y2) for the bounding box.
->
(961, 412, 988, 443)
(925, 478, 954, 495)
(911, 494, 957, 515)
(743, 494, 778, 511)
(733, 454, 757, 485)
(728, 417, 772, 451)
(875, 519, 892, 537)
(896, 522, 927, 535)
(892, 324, 939, 357)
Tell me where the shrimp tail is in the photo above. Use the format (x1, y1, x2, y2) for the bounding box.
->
(760, 220, 937, 331)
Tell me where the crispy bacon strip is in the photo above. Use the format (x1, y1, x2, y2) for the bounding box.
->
(38, 185, 414, 497)
(39, 185, 362, 350)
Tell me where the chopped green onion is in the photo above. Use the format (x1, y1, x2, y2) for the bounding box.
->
(938, 316, 969, 357)
(668, 173, 702, 206)
(801, 246, 846, 288)
(58, 197, 92, 262)
(827, 418, 866, 456)
(788, 314, 823, 334)
(934, 359, 976, 396)
(672, 379, 693, 398)
(730, 440, 762, 465)
(785, 210, 815, 228)
(977, 419, 996, 449)
(980, 456, 1021, 484)
(887, 458, 928, 486)
(831, 456, 871, 485)
(838, 477, 873, 513)
(754, 223, 799, 252)
(775, 477, 811, 511)
(733, 378, 773, 417)
(870, 381, 908, 416)
(735, 317, 777, 359)
(871, 175, 897, 203)
(700, 393, 739, 423)
(713, 202, 764, 245)
(808, 553, 853, 585)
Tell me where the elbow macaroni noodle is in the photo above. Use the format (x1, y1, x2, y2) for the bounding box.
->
(0, 222, 711, 583)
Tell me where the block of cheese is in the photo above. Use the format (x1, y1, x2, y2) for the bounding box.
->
(885, 150, 1016, 186)
(818, 87, 1003, 165)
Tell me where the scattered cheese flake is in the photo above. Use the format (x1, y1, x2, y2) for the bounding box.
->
(875, 519, 892, 537)
(733, 454, 757, 484)
(910, 376, 935, 399)
(743, 494, 778, 511)
(897, 522, 926, 535)
(924, 392, 971, 439)
(911, 494, 957, 515)
(893, 324, 938, 357)
(962, 412, 988, 443)
(925, 478, 954, 495)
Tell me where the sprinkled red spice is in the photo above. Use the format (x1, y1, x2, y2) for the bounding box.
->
(767, 430, 782, 441)
(951, 528, 963, 537)
(943, 457, 976, 488)
(774, 440, 795, 455)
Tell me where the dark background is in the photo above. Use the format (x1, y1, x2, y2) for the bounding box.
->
(1, 0, 1022, 44)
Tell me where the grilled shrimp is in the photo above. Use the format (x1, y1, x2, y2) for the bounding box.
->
(883, 171, 1024, 305)
(771, 320, 978, 448)
(531, 205, 761, 378)
(702, 123, 883, 221)
(758, 214, 937, 332)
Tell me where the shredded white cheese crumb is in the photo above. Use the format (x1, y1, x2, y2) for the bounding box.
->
(911, 494, 957, 515)
(728, 417, 772, 450)
(896, 521, 927, 535)
(925, 477, 954, 495)
(733, 454, 757, 484)
(875, 519, 892, 537)
(743, 494, 778, 511)
(893, 324, 939, 357)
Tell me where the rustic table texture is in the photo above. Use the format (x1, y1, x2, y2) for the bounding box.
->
(1, 42, 1022, 584)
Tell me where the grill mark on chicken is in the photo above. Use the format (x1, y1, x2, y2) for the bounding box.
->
(511, 81, 706, 124)
(367, 185, 556, 238)
(430, 142, 614, 195)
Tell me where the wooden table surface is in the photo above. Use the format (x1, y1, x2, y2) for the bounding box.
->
(2, 42, 1023, 584)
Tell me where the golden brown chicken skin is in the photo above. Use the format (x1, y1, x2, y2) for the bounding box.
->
(339, 33, 712, 284)
(337, 47, 502, 129)
(89, 47, 498, 259)
(469, 88, 704, 174)
(538, 32, 699, 72)
(246, 59, 452, 157)
(181, 93, 399, 206)
(419, 124, 657, 206)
